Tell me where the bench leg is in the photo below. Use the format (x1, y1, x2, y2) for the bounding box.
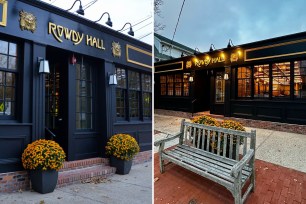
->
(233, 173, 242, 204)
(250, 157, 256, 192)
(159, 143, 165, 173)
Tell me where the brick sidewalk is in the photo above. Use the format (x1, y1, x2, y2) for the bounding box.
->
(154, 154, 306, 204)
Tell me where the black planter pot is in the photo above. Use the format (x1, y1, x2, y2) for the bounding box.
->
(110, 156, 132, 175)
(30, 169, 58, 194)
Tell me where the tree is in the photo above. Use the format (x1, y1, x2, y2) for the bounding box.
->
(154, 0, 165, 32)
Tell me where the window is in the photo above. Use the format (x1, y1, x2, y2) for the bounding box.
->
(294, 60, 306, 99)
(116, 68, 126, 119)
(0, 40, 17, 118)
(160, 76, 166, 96)
(76, 58, 93, 129)
(272, 62, 290, 98)
(183, 73, 190, 96)
(174, 74, 182, 96)
(142, 74, 152, 118)
(254, 64, 269, 98)
(237, 67, 251, 97)
(128, 70, 140, 118)
(167, 75, 174, 96)
(116, 67, 152, 120)
(215, 72, 225, 103)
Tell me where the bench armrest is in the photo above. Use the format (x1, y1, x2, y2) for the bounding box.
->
(154, 132, 182, 146)
(230, 149, 254, 178)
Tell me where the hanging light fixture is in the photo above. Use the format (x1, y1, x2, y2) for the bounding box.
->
(209, 44, 216, 52)
(117, 22, 134, 36)
(227, 39, 234, 48)
(66, 0, 85, 16)
(94, 12, 113, 27)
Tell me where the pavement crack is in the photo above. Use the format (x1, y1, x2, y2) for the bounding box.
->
(256, 130, 274, 151)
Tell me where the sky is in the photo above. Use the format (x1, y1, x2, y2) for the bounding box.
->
(41, 0, 153, 45)
(155, 0, 306, 53)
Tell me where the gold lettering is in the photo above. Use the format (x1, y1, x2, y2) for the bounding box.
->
(92, 37, 97, 47)
(57, 25, 64, 38)
(100, 39, 105, 50)
(86, 35, 92, 46)
(48, 22, 62, 43)
(74, 33, 83, 45)
(64, 28, 72, 40)
(72, 31, 78, 43)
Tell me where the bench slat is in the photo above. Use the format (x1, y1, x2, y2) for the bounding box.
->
(162, 153, 234, 189)
(178, 144, 252, 172)
(223, 134, 227, 157)
(172, 147, 252, 179)
(185, 121, 254, 138)
(217, 131, 221, 156)
(243, 138, 247, 156)
(166, 150, 237, 183)
(236, 135, 240, 161)
(229, 134, 234, 159)
(197, 129, 201, 149)
(192, 127, 196, 147)
(201, 129, 205, 150)
(206, 130, 210, 151)
(176, 145, 252, 176)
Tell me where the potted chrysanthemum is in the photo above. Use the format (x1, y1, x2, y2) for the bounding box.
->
(105, 134, 140, 174)
(22, 139, 66, 194)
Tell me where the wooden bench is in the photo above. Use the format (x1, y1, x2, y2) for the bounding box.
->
(154, 119, 256, 204)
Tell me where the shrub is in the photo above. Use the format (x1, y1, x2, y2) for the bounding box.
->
(105, 134, 140, 161)
(22, 139, 66, 171)
(191, 115, 219, 126)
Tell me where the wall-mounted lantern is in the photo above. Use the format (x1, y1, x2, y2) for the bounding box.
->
(38, 57, 50, 74)
(224, 73, 229, 80)
(189, 76, 194, 83)
(109, 73, 117, 85)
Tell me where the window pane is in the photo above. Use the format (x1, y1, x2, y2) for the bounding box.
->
(76, 60, 93, 129)
(167, 75, 174, 96)
(0, 71, 3, 85)
(0, 86, 3, 100)
(183, 73, 190, 96)
(116, 68, 126, 88)
(160, 75, 166, 83)
(0, 40, 8, 54)
(128, 70, 140, 90)
(215, 72, 225, 103)
(0, 100, 3, 115)
(237, 67, 251, 97)
(129, 90, 139, 118)
(272, 62, 290, 98)
(175, 74, 182, 82)
(4, 101, 13, 116)
(175, 83, 181, 96)
(254, 64, 269, 98)
(142, 74, 151, 92)
(116, 89, 126, 118)
(9, 43, 17, 56)
(143, 92, 151, 118)
(294, 61, 306, 98)
(0, 54, 7, 69)
(5, 87, 14, 100)
(8, 57, 17, 70)
(161, 84, 166, 96)
(6, 72, 15, 86)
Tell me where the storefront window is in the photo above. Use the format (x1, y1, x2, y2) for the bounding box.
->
(0, 40, 17, 118)
(167, 75, 174, 96)
(272, 62, 290, 98)
(128, 70, 140, 118)
(76, 59, 93, 129)
(237, 67, 251, 97)
(116, 68, 126, 119)
(254, 64, 269, 98)
(215, 72, 225, 103)
(142, 74, 152, 118)
(160, 75, 166, 96)
(294, 61, 306, 99)
(116, 67, 151, 120)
